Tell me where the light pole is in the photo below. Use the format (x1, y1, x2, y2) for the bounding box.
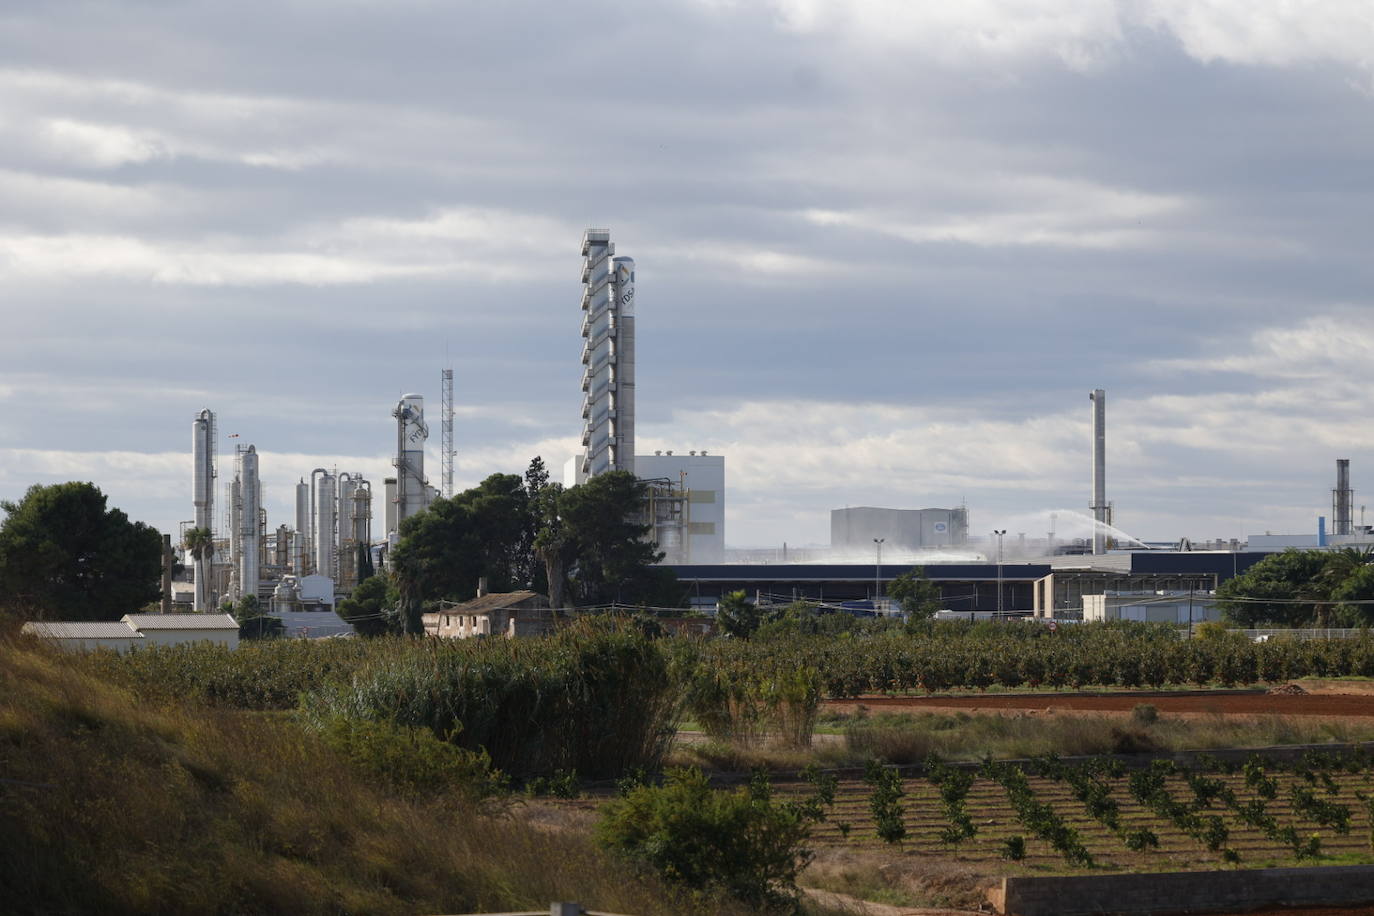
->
(873, 537, 885, 610)
(993, 530, 1007, 617)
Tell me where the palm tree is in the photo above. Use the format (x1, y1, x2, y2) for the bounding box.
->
(184, 527, 215, 611)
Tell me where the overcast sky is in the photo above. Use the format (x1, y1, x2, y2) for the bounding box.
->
(2, 0, 1373, 550)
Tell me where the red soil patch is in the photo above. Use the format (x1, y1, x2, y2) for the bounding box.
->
(828, 691, 1374, 718)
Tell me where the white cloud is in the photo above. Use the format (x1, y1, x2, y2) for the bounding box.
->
(693, 0, 1374, 74)
(805, 174, 1186, 250)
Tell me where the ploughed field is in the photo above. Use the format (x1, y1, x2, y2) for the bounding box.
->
(828, 690, 1374, 718)
(776, 755, 1374, 872)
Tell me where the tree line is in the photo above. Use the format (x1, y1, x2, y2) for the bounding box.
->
(340, 459, 683, 635)
(1216, 547, 1374, 627)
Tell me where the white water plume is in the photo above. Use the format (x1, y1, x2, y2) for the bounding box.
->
(986, 507, 1152, 553)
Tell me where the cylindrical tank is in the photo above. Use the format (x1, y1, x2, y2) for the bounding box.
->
(315, 471, 336, 580)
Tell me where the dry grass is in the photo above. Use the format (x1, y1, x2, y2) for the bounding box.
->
(800, 848, 992, 911)
(0, 639, 773, 915)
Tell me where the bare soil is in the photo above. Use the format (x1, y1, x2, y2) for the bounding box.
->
(827, 691, 1374, 718)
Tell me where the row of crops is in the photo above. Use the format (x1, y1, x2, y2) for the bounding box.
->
(786, 748, 1374, 869)
(80, 621, 1374, 711)
(702, 625, 1374, 696)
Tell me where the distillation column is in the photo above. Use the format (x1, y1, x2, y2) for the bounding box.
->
(294, 479, 310, 574)
(191, 408, 217, 611)
(313, 469, 336, 580)
(239, 445, 261, 603)
(393, 394, 429, 528)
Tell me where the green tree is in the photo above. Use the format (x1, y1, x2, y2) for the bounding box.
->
(389, 473, 532, 607)
(559, 471, 664, 606)
(336, 573, 396, 637)
(888, 566, 941, 620)
(1330, 564, 1374, 626)
(356, 542, 374, 583)
(1216, 550, 1330, 627)
(596, 767, 817, 911)
(0, 482, 162, 621)
(183, 526, 214, 565)
(231, 594, 284, 639)
(716, 590, 762, 638)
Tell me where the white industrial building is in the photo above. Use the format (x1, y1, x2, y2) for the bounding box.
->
(21, 621, 146, 653)
(23, 614, 240, 653)
(120, 613, 241, 649)
(637, 451, 725, 564)
(830, 506, 969, 552)
(1081, 592, 1221, 625)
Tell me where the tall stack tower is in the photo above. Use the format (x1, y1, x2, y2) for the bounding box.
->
(237, 445, 261, 602)
(579, 229, 636, 479)
(441, 369, 455, 499)
(1334, 459, 1354, 537)
(191, 408, 217, 611)
(1089, 389, 1108, 556)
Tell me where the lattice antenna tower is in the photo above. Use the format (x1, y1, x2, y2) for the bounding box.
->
(441, 368, 455, 499)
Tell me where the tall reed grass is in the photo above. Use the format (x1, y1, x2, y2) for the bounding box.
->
(302, 620, 683, 779)
(0, 638, 763, 915)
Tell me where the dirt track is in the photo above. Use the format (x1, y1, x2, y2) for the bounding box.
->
(828, 691, 1374, 718)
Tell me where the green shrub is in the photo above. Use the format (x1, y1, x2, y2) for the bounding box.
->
(304, 621, 681, 779)
(595, 767, 817, 911)
(315, 716, 506, 803)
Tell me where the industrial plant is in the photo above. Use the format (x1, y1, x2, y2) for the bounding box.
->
(163, 231, 1374, 632)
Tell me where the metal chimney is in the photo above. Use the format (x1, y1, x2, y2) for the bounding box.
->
(1334, 459, 1354, 537)
(1090, 389, 1107, 555)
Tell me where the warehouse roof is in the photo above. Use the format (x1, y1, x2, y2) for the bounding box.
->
(22, 621, 144, 640)
(121, 613, 239, 630)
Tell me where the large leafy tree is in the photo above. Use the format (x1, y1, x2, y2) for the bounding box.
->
(558, 471, 666, 607)
(1216, 549, 1339, 627)
(389, 473, 532, 611)
(393, 464, 677, 616)
(336, 573, 396, 637)
(0, 481, 163, 621)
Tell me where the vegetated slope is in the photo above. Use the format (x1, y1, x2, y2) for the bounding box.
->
(0, 639, 742, 916)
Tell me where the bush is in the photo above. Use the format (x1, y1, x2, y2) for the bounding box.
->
(596, 767, 817, 911)
(305, 620, 681, 779)
(314, 716, 506, 803)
